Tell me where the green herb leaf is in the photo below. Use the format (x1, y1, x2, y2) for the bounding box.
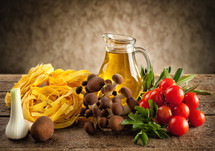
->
(163, 68, 170, 78)
(184, 84, 200, 93)
(154, 66, 171, 88)
(122, 100, 168, 146)
(192, 89, 213, 95)
(148, 99, 158, 118)
(141, 65, 145, 78)
(177, 74, 195, 85)
(140, 131, 148, 146)
(173, 68, 183, 82)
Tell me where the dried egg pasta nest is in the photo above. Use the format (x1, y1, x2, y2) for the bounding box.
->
(5, 64, 90, 129)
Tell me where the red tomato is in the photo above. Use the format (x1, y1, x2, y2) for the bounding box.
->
(150, 88, 165, 107)
(189, 110, 205, 127)
(184, 92, 199, 110)
(139, 91, 151, 109)
(165, 85, 184, 105)
(139, 99, 150, 109)
(157, 105, 172, 124)
(172, 103, 190, 119)
(159, 78, 176, 91)
(168, 116, 189, 136)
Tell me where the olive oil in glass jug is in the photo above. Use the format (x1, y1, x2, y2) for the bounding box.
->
(99, 33, 152, 104)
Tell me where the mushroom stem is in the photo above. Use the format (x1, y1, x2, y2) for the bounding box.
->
(25, 119, 33, 131)
(122, 105, 132, 115)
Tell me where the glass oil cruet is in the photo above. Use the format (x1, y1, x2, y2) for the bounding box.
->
(99, 33, 152, 104)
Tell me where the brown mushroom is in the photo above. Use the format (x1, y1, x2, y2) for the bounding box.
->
(100, 97, 110, 109)
(76, 86, 85, 95)
(101, 109, 109, 117)
(112, 74, 124, 86)
(92, 107, 102, 117)
(84, 121, 95, 135)
(31, 116, 54, 141)
(103, 84, 116, 97)
(112, 96, 121, 104)
(87, 74, 96, 81)
(104, 79, 112, 85)
(79, 108, 86, 116)
(85, 109, 93, 118)
(127, 97, 139, 113)
(117, 87, 132, 99)
(111, 103, 123, 115)
(82, 80, 88, 86)
(109, 115, 124, 131)
(84, 93, 98, 105)
(87, 76, 105, 92)
(98, 117, 108, 128)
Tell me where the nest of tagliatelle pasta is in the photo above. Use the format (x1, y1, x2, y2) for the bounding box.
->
(5, 64, 90, 129)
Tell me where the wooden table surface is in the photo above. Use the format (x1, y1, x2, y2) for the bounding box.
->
(0, 74, 215, 151)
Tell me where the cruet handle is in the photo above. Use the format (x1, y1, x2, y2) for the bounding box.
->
(134, 47, 153, 73)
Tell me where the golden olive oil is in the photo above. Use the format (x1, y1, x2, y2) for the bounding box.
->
(99, 51, 142, 104)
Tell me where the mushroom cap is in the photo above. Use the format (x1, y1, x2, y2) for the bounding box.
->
(85, 109, 93, 118)
(85, 86, 91, 93)
(82, 81, 88, 86)
(92, 107, 102, 116)
(31, 116, 54, 141)
(84, 93, 98, 105)
(119, 87, 132, 99)
(105, 84, 115, 92)
(87, 77, 105, 92)
(126, 97, 139, 112)
(87, 74, 96, 81)
(100, 97, 110, 109)
(112, 74, 124, 84)
(109, 115, 124, 131)
(101, 109, 109, 117)
(79, 108, 86, 116)
(84, 121, 95, 135)
(76, 86, 83, 94)
(105, 79, 112, 85)
(111, 103, 123, 115)
(101, 87, 106, 94)
(98, 117, 108, 128)
(112, 97, 121, 104)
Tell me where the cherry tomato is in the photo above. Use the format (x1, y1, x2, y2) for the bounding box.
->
(184, 92, 199, 111)
(139, 99, 150, 109)
(139, 91, 151, 109)
(157, 105, 172, 124)
(189, 110, 205, 127)
(172, 103, 190, 119)
(168, 116, 189, 136)
(150, 88, 165, 107)
(165, 85, 184, 105)
(159, 78, 176, 91)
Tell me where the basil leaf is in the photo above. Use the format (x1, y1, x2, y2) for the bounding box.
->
(177, 74, 195, 85)
(173, 68, 183, 82)
(146, 69, 154, 90)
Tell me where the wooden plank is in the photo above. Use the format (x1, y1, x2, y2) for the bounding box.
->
(0, 74, 22, 81)
(0, 116, 214, 150)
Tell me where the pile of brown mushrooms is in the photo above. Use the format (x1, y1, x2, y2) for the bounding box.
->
(76, 74, 138, 135)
